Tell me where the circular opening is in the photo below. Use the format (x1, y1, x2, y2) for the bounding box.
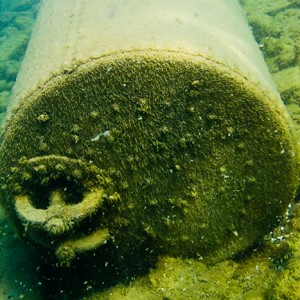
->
(9, 156, 105, 210)
(28, 177, 85, 209)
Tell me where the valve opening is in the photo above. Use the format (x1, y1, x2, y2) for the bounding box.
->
(27, 177, 85, 210)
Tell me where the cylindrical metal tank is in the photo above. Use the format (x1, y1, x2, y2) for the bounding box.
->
(0, 0, 299, 267)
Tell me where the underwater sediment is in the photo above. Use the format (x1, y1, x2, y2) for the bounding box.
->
(0, 0, 299, 298)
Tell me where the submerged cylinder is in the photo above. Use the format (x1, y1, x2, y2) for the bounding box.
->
(0, 0, 299, 267)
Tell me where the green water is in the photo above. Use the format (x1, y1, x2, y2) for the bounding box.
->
(0, 0, 300, 299)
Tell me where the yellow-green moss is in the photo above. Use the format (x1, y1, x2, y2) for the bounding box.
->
(0, 50, 298, 270)
(56, 228, 110, 267)
(82, 203, 300, 299)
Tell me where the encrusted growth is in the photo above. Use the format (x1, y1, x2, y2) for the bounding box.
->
(0, 50, 298, 266)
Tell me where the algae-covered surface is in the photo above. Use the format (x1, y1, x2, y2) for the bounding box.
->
(241, 0, 300, 135)
(0, 0, 39, 123)
(0, 0, 300, 299)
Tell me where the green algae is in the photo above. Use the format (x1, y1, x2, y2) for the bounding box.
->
(241, 0, 300, 136)
(238, 4, 300, 294)
(0, 50, 298, 271)
(0, 1, 299, 298)
(0, 0, 39, 125)
(79, 204, 300, 299)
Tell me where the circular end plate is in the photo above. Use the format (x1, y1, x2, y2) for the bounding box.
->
(0, 50, 298, 262)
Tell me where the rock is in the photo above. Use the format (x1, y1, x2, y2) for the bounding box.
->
(5, 60, 20, 81)
(0, 12, 16, 27)
(0, 91, 10, 109)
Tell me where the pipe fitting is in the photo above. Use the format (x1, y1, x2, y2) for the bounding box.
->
(6, 155, 112, 257)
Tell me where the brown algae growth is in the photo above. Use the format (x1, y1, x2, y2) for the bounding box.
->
(0, 50, 298, 272)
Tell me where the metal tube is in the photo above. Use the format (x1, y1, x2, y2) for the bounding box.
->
(0, 0, 298, 267)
